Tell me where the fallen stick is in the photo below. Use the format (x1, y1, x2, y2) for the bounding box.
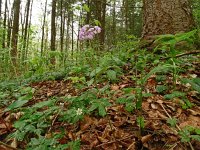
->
(161, 50, 200, 60)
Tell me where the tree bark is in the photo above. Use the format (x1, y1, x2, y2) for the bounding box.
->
(142, 0, 195, 39)
(2, 0, 7, 48)
(25, 0, 33, 59)
(98, 0, 106, 50)
(22, 0, 31, 62)
(60, 0, 64, 52)
(112, 0, 116, 44)
(50, 0, 56, 65)
(11, 0, 20, 67)
(0, 0, 2, 21)
(41, 0, 48, 56)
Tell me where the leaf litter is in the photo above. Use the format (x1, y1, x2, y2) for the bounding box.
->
(0, 72, 200, 150)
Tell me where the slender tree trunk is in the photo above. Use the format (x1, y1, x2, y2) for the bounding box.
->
(25, 0, 33, 60)
(2, 0, 7, 48)
(60, 0, 64, 52)
(85, 0, 91, 48)
(124, 0, 128, 32)
(41, 0, 48, 56)
(66, 12, 70, 52)
(11, 0, 20, 67)
(62, 3, 66, 50)
(99, 0, 106, 50)
(0, 0, 2, 22)
(50, 0, 56, 65)
(21, 0, 31, 64)
(44, 24, 48, 52)
(71, 10, 74, 57)
(129, 0, 135, 34)
(142, 0, 195, 39)
(7, 2, 13, 49)
(112, 0, 116, 44)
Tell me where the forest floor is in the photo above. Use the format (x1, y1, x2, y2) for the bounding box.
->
(0, 50, 200, 150)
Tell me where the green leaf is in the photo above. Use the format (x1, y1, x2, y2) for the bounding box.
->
(94, 19, 101, 26)
(122, 88, 134, 94)
(88, 103, 98, 112)
(179, 129, 191, 142)
(18, 94, 33, 101)
(125, 102, 135, 112)
(142, 64, 174, 85)
(195, 128, 200, 134)
(5, 100, 29, 111)
(83, 4, 90, 12)
(90, 67, 103, 77)
(167, 117, 177, 127)
(191, 135, 200, 141)
(32, 100, 54, 109)
(89, 98, 110, 117)
(137, 116, 145, 129)
(156, 85, 168, 93)
(142, 93, 153, 97)
(164, 91, 185, 100)
(98, 105, 107, 117)
(67, 140, 80, 150)
(181, 78, 200, 93)
(106, 70, 117, 81)
(87, 78, 94, 86)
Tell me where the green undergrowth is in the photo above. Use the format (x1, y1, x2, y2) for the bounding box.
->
(1, 30, 200, 149)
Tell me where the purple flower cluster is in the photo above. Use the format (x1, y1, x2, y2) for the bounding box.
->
(79, 25, 101, 41)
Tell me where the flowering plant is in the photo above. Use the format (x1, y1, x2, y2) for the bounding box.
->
(79, 25, 101, 41)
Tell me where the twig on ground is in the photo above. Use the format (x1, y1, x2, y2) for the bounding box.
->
(161, 50, 200, 60)
(47, 110, 61, 133)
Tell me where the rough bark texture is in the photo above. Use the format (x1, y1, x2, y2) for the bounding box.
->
(142, 0, 195, 38)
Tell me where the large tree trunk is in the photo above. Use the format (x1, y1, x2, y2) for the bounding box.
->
(11, 0, 20, 67)
(142, 0, 195, 39)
